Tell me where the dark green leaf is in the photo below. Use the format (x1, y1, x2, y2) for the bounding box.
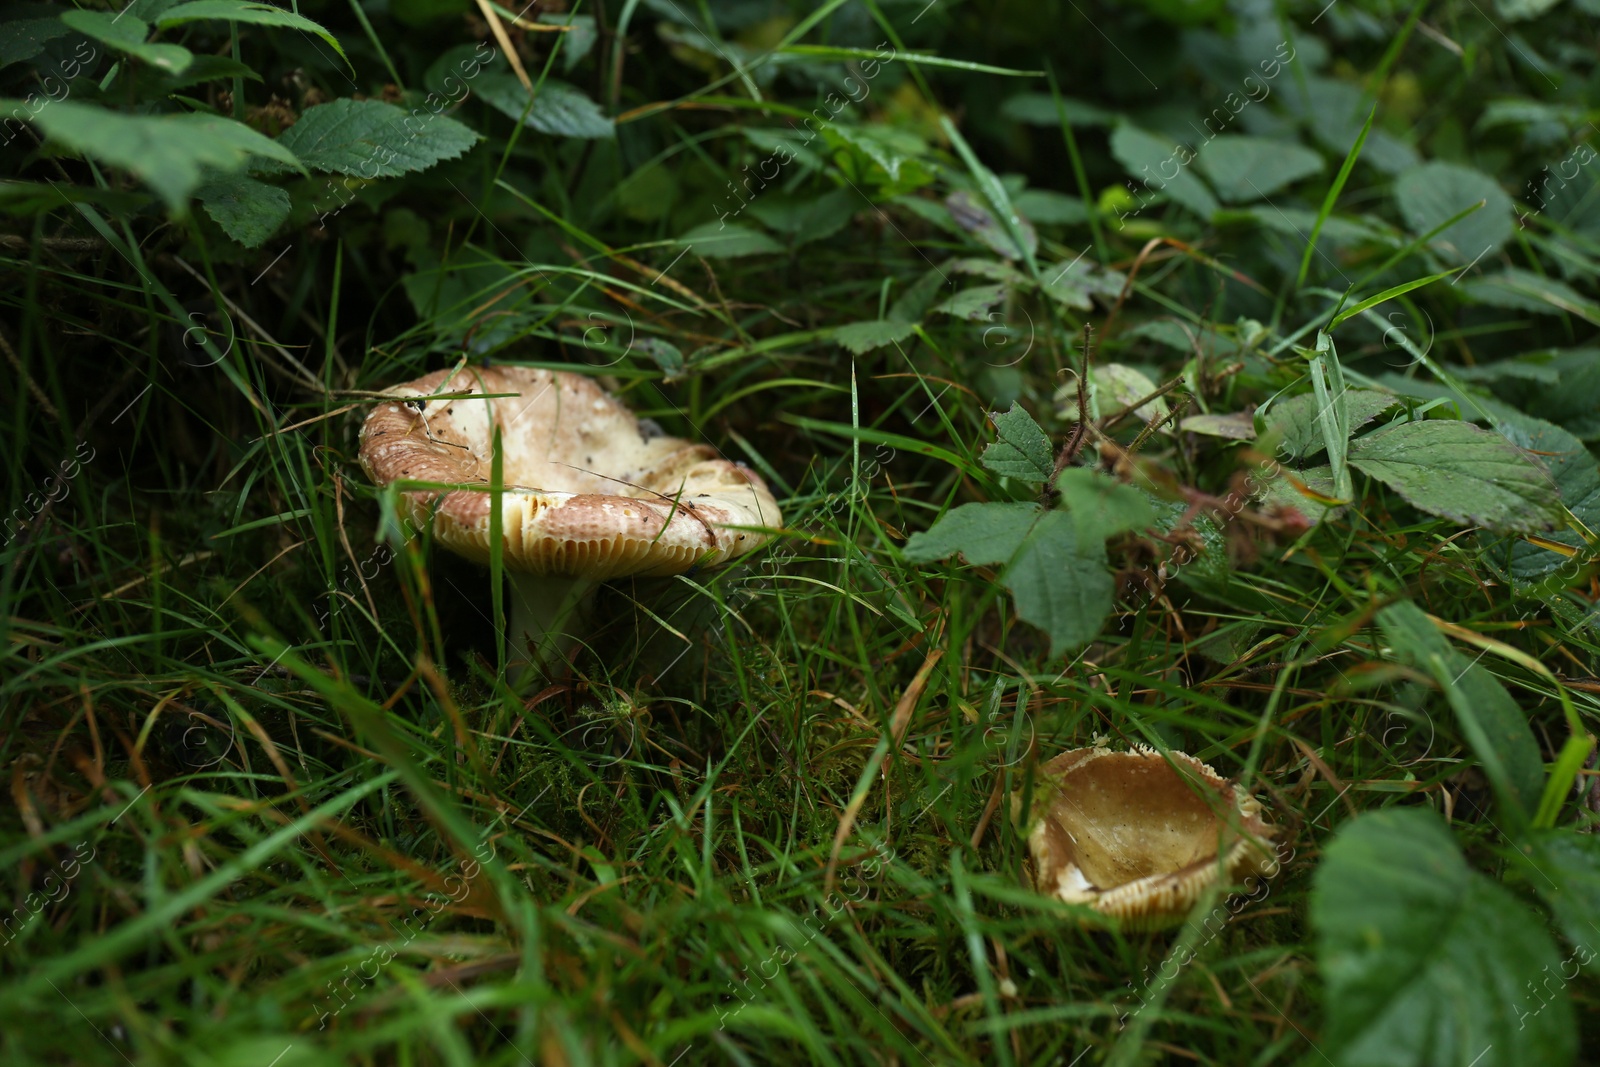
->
(274, 99, 477, 177)
(1012, 189, 1091, 225)
(1376, 601, 1544, 820)
(1262, 388, 1397, 461)
(832, 320, 915, 355)
(1395, 161, 1515, 263)
(1196, 134, 1323, 203)
(1464, 269, 1600, 326)
(0, 99, 302, 209)
(887, 268, 948, 325)
(999, 92, 1114, 127)
(1001, 509, 1114, 655)
(678, 221, 783, 259)
(1348, 419, 1564, 533)
(1040, 258, 1125, 309)
(58, 10, 192, 74)
(1314, 808, 1575, 1067)
(1109, 124, 1219, 220)
(1494, 348, 1600, 440)
(981, 402, 1054, 482)
(931, 284, 1007, 321)
(2, 17, 70, 67)
(156, 0, 346, 64)
(539, 13, 597, 71)
(475, 73, 613, 139)
(902, 501, 1041, 567)
(1517, 830, 1600, 968)
(945, 189, 1036, 260)
(197, 173, 288, 247)
(902, 503, 1116, 654)
(1054, 468, 1156, 540)
(1494, 417, 1600, 585)
(748, 188, 856, 245)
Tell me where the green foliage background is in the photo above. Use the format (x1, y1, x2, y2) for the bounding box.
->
(4, 0, 1600, 1063)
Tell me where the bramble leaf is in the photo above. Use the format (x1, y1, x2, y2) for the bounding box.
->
(1315, 808, 1575, 1067)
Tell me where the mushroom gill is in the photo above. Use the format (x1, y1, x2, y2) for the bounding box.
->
(356, 365, 782, 671)
(1016, 745, 1278, 928)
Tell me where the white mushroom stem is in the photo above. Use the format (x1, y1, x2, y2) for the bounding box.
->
(507, 572, 597, 674)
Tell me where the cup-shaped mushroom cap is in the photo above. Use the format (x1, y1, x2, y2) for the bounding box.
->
(1018, 745, 1277, 928)
(357, 367, 782, 580)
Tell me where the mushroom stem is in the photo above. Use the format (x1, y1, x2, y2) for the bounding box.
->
(507, 571, 596, 675)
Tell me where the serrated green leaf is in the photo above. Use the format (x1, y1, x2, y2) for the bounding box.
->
(1492, 417, 1600, 585)
(832, 319, 914, 355)
(1196, 134, 1324, 203)
(947, 197, 1033, 259)
(1395, 161, 1515, 263)
(1494, 348, 1600, 440)
(678, 221, 783, 259)
(475, 73, 613, 139)
(58, 10, 193, 74)
(1348, 419, 1563, 533)
(1012, 189, 1091, 225)
(538, 12, 597, 71)
(1464, 269, 1600, 326)
(1262, 388, 1398, 461)
(822, 124, 935, 194)
(1177, 412, 1256, 440)
(1314, 808, 1575, 1067)
(981, 403, 1054, 482)
(1109, 123, 1218, 220)
(129, 53, 262, 97)
(1055, 363, 1164, 429)
(747, 188, 856, 247)
(0, 99, 302, 210)
(1254, 463, 1343, 525)
(999, 92, 1114, 127)
(1003, 509, 1114, 655)
(274, 99, 477, 178)
(902, 501, 1041, 567)
(1040, 258, 1125, 309)
(1, 17, 70, 67)
(1495, 0, 1564, 19)
(196, 173, 288, 248)
(931, 284, 1006, 321)
(888, 268, 947, 325)
(902, 501, 1117, 654)
(1377, 601, 1543, 820)
(1054, 468, 1156, 540)
(633, 337, 684, 381)
(156, 0, 346, 64)
(1517, 830, 1600, 968)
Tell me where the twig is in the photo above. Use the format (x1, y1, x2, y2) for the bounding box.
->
(0, 324, 59, 420)
(1043, 322, 1094, 507)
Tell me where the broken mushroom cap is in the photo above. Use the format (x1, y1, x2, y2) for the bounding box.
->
(1016, 745, 1277, 929)
(359, 366, 781, 577)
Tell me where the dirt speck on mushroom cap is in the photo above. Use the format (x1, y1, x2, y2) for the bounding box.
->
(358, 366, 782, 579)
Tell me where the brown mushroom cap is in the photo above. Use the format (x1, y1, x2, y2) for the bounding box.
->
(357, 366, 782, 579)
(1017, 745, 1277, 928)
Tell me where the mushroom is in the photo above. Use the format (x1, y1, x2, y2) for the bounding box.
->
(1015, 744, 1277, 928)
(357, 366, 782, 671)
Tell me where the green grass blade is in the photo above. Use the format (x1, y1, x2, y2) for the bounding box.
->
(1296, 103, 1377, 292)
